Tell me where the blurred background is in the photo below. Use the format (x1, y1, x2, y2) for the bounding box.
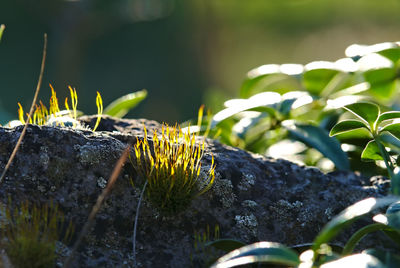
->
(0, 0, 399, 125)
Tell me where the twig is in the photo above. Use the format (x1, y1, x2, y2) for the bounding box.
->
(63, 144, 132, 268)
(0, 33, 47, 186)
(132, 180, 147, 267)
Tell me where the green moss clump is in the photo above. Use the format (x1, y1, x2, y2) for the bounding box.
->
(0, 201, 73, 268)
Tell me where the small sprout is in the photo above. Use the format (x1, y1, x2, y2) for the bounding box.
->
(93, 91, 103, 132)
(17, 103, 25, 124)
(15, 85, 102, 131)
(0, 201, 74, 268)
(132, 124, 215, 215)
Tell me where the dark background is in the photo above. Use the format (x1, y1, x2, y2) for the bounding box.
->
(1, 0, 399, 124)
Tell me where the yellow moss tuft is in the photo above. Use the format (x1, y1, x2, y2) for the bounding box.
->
(133, 124, 216, 215)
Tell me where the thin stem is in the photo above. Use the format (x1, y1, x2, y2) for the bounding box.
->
(0, 33, 47, 186)
(132, 180, 148, 267)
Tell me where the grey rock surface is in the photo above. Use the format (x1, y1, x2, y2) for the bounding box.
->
(0, 115, 392, 267)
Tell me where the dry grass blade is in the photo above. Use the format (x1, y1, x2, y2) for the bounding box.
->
(63, 144, 132, 268)
(0, 33, 47, 186)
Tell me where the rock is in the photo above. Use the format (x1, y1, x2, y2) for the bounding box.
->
(0, 115, 392, 267)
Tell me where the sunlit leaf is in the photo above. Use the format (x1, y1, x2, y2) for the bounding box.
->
(330, 120, 369, 137)
(344, 102, 380, 127)
(104, 89, 147, 118)
(378, 47, 400, 63)
(212, 92, 281, 127)
(361, 140, 383, 161)
(211, 242, 300, 268)
(312, 196, 400, 252)
(0, 24, 5, 42)
(284, 122, 350, 170)
(320, 253, 385, 268)
(302, 66, 339, 96)
(380, 123, 400, 141)
(377, 112, 400, 126)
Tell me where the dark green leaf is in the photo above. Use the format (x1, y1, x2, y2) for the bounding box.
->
(386, 201, 400, 230)
(377, 112, 400, 126)
(344, 102, 380, 127)
(369, 80, 400, 103)
(380, 123, 400, 141)
(211, 242, 300, 268)
(312, 196, 400, 252)
(363, 249, 400, 268)
(205, 239, 246, 253)
(320, 253, 385, 268)
(284, 122, 350, 170)
(361, 140, 383, 161)
(104, 90, 147, 118)
(330, 120, 369, 137)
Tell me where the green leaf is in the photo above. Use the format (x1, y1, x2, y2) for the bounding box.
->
(380, 123, 400, 141)
(320, 253, 385, 268)
(104, 90, 147, 118)
(369, 79, 400, 103)
(378, 47, 400, 63)
(205, 239, 246, 253)
(361, 140, 383, 161)
(386, 201, 400, 230)
(211, 92, 281, 127)
(240, 64, 303, 98)
(284, 122, 350, 170)
(344, 102, 380, 127)
(377, 112, 400, 126)
(342, 223, 391, 255)
(330, 120, 369, 137)
(312, 196, 400, 253)
(210, 242, 300, 268)
(303, 67, 339, 96)
(364, 67, 397, 86)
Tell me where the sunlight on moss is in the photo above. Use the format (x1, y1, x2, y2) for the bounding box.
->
(132, 124, 216, 215)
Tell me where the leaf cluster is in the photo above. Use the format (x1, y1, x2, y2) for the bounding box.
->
(191, 41, 400, 173)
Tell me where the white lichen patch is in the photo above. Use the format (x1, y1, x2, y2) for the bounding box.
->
(235, 214, 258, 237)
(77, 141, 125, 165)
(238, 173, 255, 191)
(97, 177, 107, 189)
(39, 146, 50, 169)
(212, 176, 236, 208)
(241, 200, 258, 209)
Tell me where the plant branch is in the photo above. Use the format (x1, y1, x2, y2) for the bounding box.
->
(0, 33, 47, 186)
(132, 180, 147, 267)
(63, 144, 132, 268)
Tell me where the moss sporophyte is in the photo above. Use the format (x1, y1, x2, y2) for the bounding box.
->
(132, 124, 216, 215)
(15, 84, 103, 131)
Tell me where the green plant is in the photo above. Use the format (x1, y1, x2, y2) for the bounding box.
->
(103, 89, 147, 118)
(330, 102, 400, 195)
(132, 124, 215, 215)
(190, 41, 400, 173)
(0, 201, 73, 268)
(211, 196, 400, 267)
